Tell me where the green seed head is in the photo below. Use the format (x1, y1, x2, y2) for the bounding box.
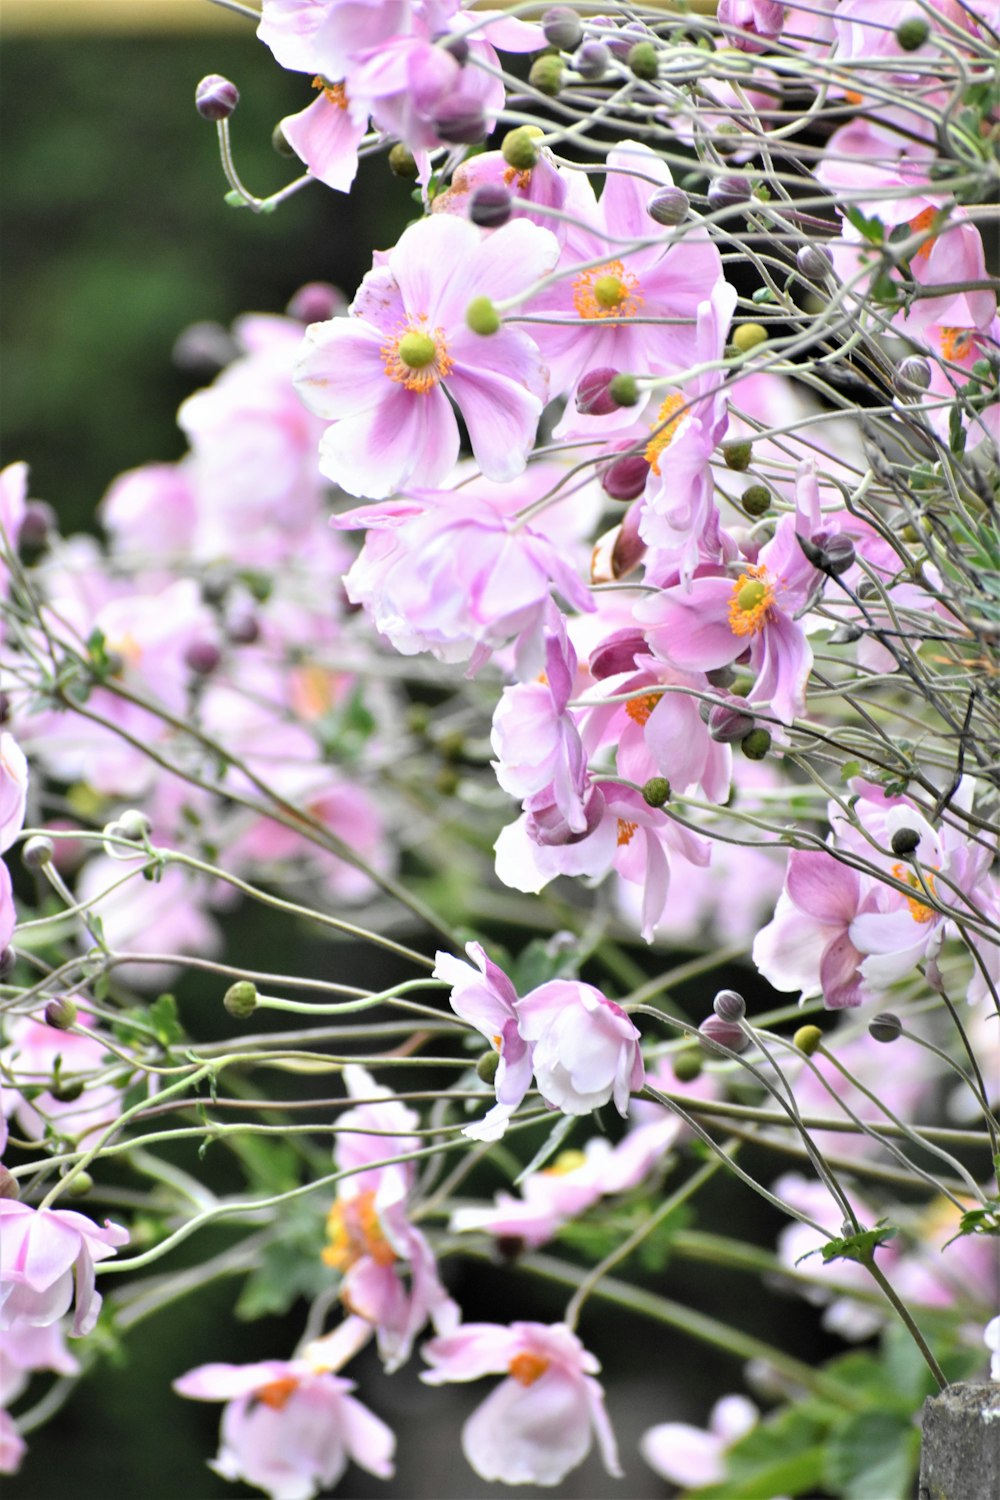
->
(466, 297, 501, 336)
(733, 323, 768, 354)
(501, 126, 542, 171)
(793, 1025, 823, 1056)
(627, 40, 658, 81)
(397, 331, 437, 369)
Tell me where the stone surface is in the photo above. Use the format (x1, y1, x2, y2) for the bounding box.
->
(919, 1382, 1000, 1500)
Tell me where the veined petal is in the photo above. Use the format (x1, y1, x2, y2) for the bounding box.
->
(317, 384, 459, 498)
(295, 321, 390, 419)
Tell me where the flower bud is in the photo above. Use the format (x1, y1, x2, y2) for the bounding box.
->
(435, 30, 469, 66)
(741, 728, 771, 760)
(895, 356, 931, 394)
(23, 835, 54, 870)
(434, 100, 487, 145)
(184, 639, 222, 676)
(741, 484, 771, 517)
(706, 665, 737, 690)
(0, 948, 14, 978)
(672, 1047, 702, 1082)
(589, 628, 646, 679)
(51, 1078, 84, 1103)
(609, 374, 639, 407)
(0, 1164, 19, 1200)
(476, 1050, 500, 1084)
(722, 439, 752, 472)
(271, 121, 296, 157)
(573, 39, 610, 80)
(466, 297, 500, 336)
(287, 282, 345, 323)
(732, 323, 768, 354)
(699, 1014, 748, 1052)
(796, 243, 833, 281)
(226, 610, 261, 646)
(19, 502, 56, 551)
(529, 54, 565, 96)
(627, 41, 658, 80)
(797, 530, 855, 577)
(793, 1024, 823, 1055)
(601, 452, 650, 501)
(576, 367, 624, 417)
(869, 1012, 902, 1043)
(647, 185, 689, 226)
(119, 809, 152, 842)
(708, 701, 755, 743)
(468, 184, 513, 229)
(895, 15, 930, 50)
(829, 622, 864, 645)
(542, 6, 584, 50)
(641, 776, 671, 808)
(502, 126, 541, 172)
(196, 74, 239, 122)
(713, 989, 746, 1023)
(388, 143, 419, 179)
(890, 826, 920, 856)
(45, 996, 78, 1031)
(224, 980, 258, 1019)
(708, 174, 752, 210)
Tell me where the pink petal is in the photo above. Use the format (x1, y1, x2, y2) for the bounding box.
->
(294, 320, 390, 419)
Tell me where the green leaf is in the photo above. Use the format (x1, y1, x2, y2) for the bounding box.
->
(843, 205, 884, 244)
(818, 1221, 896, 1265)
(692, 1406, 830, 1499)
(823, 1411, 918, 1500)
(147, 993, 184, 1048)
(236, 1225, 331, 1321)
(508, 934, 580, 993)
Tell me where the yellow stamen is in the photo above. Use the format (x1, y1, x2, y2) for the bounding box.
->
(727, 565, 775, 638)
(509, 1352, 550, 1387)
(939, 326, 975, 364)
(644, 392, 687, 475)
(312, 77, 349, 109)
(572, 259, 643, 321)
(542, 1149, 588, 1177)
(503, 164, 532, 192)
(617, 818, 638, 847)
(624, 691, 662, 727)
(892, 863, 937, 924)
(323, 1190, 397, 1271)
(381, 319, 454, 394)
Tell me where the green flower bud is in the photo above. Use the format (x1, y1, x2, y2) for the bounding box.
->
(476, 1050, 500, 1084)
(722, 439, 753, 472)
(388, 143, 419, 179)
(741, 728, 772, 761)
(895, 16, 929, 50)
(466, 296, 501, 336)
(641, 776, 671, 808)
(224, 980, 258, 1019)
(529, 54, 565, 97)
(627, 41, 658, 80)
(741, 484, 771, 517)
(271, 122, 296, 158)
(23, 836, 54, 870)
(68, 1170, 94, 1197)
(44, 997, 78, 1031)
(608, 373, 639, 407)
(793, 1024, 823, 1056)
(732, 323, 768, 354)
(890, 827, 920, 856)
(502, 126, 542, 172)
(672, 1047, 702, 1083)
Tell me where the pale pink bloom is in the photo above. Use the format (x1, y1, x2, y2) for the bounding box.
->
(1, 1316, 80, 1469)
(174, 1354, 394, 1500)
(0, 1201, 128, 1337)
(890, 1195, 999, 1319)
(0, 1412, 25, 1476)
(333, 493, 593, 676)
(257, 0, 421, 78)
(717, 0, 785, 50)
(641, 1393, 759, 1486)
(74, 855, 223, 990)
(0, 1010, 123, 1145)
(279, 83, 368, 193)
(433, 943, 533, 1142)
(295, 214, 560, 497)
(775, 1173, 895, 1340)
(421, 1321, 621, 1486)
(0, 863, 14, 954)
(986, 1315, 1000, 1380)
(0, 462, 27, 552)
(753, 849, 876, 1010)
(517, 980, 644, 1119)
(0, 734, 28, 854)
(433, 146, 590, 243)
(100, 461, 198, 560)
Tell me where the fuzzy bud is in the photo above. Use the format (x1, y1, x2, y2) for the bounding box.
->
(573, 40, 610, 80)
(732, 323, 768, 354)
(793, 1024, 823, 1055)
(576, 367, 624, 417)
(271, 122, 296, 157)
(67, 1170, 95, 1197)
(542, 6, 584, 50)
(44, 996, 78, 1031)
(641, 777, 671, 809)
(796, 243, 833, 281)
(0, 948, 14, 979)
(501, 126, 541, 172)
(466, 297, 501, 336)
(287, 282, 345, 323)
(608, 373, 639, 407)
(433, 100, 487, 145)
(672, 1047, 702, 1082)
(741, 728, 771, 760)
(589, 628, 646, 679)
(708, 702, 755, 743)
(23, 835, 54, 870)
(388, 143, 419, 179)
(468, 184, 513, 229)
(601, 452, 650, 502)
(19, 502, 55, 551)
(869, 1012, 903, 1043)
(196, 74, 239, 122)
(895, 356, 932, 394)
(226, 610, 261, 646)
(529, 54, 565, 96)
(722, 439, 752, 472)
(119, 809, 152, 842)
(476, 1050, 500, 1084)
(699, 1014, 748, 1053)
(741, 484, 771, 517)
(708, 174, 752, 211)
(713, 989, 746, 1023)
(890, 826, 921, 857)
(184, 640, 222, 676)
(627, 40, 658, 80)
(797, 530, 855, 577)
(224, 980, 258, 1019)
(646, 185, 689, 227)
(895, 15, 930, 50)
(0, 1164, 19, 1200)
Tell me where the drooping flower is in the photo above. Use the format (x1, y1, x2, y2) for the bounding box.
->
(753, 849, 875, 1010)
(295, 214, 560, 497)
(421, 1321, 621, 1486)
(432, 942, 533, 1142)
(0, 1201, 128, 1337)
(515, 979, 645, 1119)
(641, 1394, 759, 1487)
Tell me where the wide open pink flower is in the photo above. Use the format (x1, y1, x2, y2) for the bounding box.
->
(174, 1353, 395, 1500)
(295, 214, 559, 497)
(421, 1320, 621, 1486)
(0, 1202, 128, 1337)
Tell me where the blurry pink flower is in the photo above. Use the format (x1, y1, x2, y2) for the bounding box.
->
(0, 1321, 80, 1472)
(0, 863, 14, 954)
(718, 0, 785, 50)
(433, 942, 533, 1142)
(257, 0, 418, 78)
(986, 1315, 1000, 1380)
(0, 1010, 123, 1145)
(0, 1202, 128, 1337)
(100, 462, 198, 561)
(753, 849, 875, 1010)
(74, 855, 222, 991)
(295, 215, 560, 497)
(421, 1321, 621, 1486)
(641, 1393, 759, 1486)
(0, 1412, 25, 1477)
(0, 735, 28, 853)
(174, 1355, 394, 1500)
(517, 980, 644, 1119)
(0, 462, 27, 552)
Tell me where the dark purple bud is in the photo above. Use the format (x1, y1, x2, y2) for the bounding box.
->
(699, 1014, 749, 1052)
(19, 502, 56, 551)
(0, 948, 15, 978)
(890, 827, 920, 856)
(605, 20, 649, 61)
(184, 640, 222, 676)
(708, 174, 752, 211)
(708, 701, 756, 743)
(706, 665, 737, 690)
(526, 785, 606, 847)
(573, 39, 610, 79)
(433, 100, 487, 145)
(869, 1012, 902, 1043)
(798, 530, 855, 577)
(610, 502, 647, 578)
(0, 692, 10, 723)
(576, 367, 624, 417)
(45, 996, 78, 1030)
(647, 185, 689, 226)
(226, 611, 260, 646)
(601, 451, 650, 502)
(196, 74, 239, 122)
(468, 184, 513, 229)
(589, 628, 647, 679)
(713, 988, 746, 1023)
(286, 282, 346, 323)
(796, 244, 833, 281)
(543, 6, 584, 50)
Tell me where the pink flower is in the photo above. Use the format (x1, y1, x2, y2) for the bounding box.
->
(753, 849, 875, 1010)
(0, 734, 28, 854)
(1, 1316, 80, 1473)
(718, 0, 785, 51)
(0, 1010, 124, 1145)
(100, 462, 198, 561)
(433, 942, 533, 1142)
(174, 1354, 395, 1500)
(516, 980, 645, 1119)
(0, 861, 13, 956)
(421, 1321, 621, 1486)
(295, 214, 560, 497)
(278, 81, 368, 193)
(0, 462, 28, 556)
(0, 1201, 128, 1337)
(641, 1394, 759, 1486)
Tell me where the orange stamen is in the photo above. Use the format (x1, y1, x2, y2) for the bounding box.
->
(617, 819, 638, 847)
(727, 565, 776, 638)
(323, 1190, 397, 1271)
(624, 691, 662, 726)
(892, 863, 936, 924)
(509, 1352, 550, 1387)
(939, 327, 975, 364)
(644, 392, 687, 475)
(908, 205, 940, 263)
(381, 320, 454, 394)
(256, 1376, 299, 1410)
(572, 259, 643, 321)
(312, 77, 349, 109)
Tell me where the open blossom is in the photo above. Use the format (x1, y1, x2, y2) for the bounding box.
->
(174, 1354, 395, 1500)
(753, 849, 875, 1010)
(642, 1394, 759, 1487)
(0, 734, 28, 853)
(295, 214, 560, 498)
(421, 1321, 621, 1486)
(0, 1201, 128, 1337)
(432, 942, 533, 1142)
(0, 1010, 124, 1144)
(517, 980, 645, 1119)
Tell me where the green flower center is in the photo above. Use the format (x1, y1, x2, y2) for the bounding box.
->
(593, 274, 626, 309)
(397, 330, 437, 369)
